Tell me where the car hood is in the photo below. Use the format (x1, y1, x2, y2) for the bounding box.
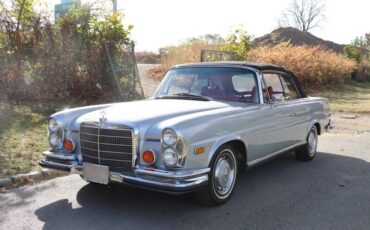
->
(76, 99, 231, 126)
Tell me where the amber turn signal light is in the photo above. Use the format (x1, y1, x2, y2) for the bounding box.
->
(143, 149, 156, 164)
(195, 146, 205, 154)
(63, 139, 75, 153)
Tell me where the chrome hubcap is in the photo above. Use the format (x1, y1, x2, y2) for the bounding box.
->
(308, 131, 317, 156)
(214, 150, 236, 197)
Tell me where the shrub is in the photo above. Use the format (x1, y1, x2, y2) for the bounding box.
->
(160, 40, 221, 72)
(0, 2, 137, 105)
(246, 43, 357, 88)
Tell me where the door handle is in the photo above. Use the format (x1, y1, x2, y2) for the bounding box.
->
(290, 113, 297, 117)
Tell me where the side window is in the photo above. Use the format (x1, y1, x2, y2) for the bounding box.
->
(263, 73, 283, 93)
(231, 74, 259, 103)
(263, 73, 283, 102)
(279, 74, 300, 100)
(231, 74, 256, 92)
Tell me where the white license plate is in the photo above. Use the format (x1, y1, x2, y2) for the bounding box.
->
(83, 163, 109, 185)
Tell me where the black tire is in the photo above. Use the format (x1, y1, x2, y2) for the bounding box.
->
(195, 144, 238, 206)
(295, 126, 318, 161)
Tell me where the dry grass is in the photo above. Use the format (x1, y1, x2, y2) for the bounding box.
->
(246, 43, 357, 88)
(0, 103, 49, 177)
(310, 81, 370, 113)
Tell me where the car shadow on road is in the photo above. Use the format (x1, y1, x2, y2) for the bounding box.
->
(35, 152, 370, 230)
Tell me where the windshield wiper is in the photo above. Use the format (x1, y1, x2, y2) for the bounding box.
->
(155, 93, 210, 101)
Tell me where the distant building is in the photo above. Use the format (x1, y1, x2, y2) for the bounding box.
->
(54, 0, 81, 19)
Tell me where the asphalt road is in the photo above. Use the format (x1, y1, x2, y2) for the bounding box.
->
(1, 130, 370, 230)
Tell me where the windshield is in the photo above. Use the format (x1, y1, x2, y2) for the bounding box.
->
(153, 67, 259, 103)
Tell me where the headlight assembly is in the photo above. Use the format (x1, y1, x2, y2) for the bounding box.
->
(48, 119, 64, 149)
(161, 128, 187, 168)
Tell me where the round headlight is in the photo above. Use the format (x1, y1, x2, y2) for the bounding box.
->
(48, 119, 59, 132)
(163, 148, 178, 167)
(162, 128, 177, 146)
(48, 133, 59, 147)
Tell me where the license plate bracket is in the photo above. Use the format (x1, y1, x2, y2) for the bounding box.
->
(83, 162, 109, 185)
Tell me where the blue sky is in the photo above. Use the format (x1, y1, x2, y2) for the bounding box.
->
(48, 0, 370, 52)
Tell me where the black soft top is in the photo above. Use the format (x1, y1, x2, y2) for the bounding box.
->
(173, 61, 307, 98)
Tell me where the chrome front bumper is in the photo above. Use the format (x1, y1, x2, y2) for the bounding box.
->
(39, 151, 210, 194)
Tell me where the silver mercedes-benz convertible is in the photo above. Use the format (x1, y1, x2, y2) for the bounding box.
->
(40, 62, 331, 205)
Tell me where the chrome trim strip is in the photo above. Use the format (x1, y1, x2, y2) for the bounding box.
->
(256, 71, 264, 105)
(248, 141, 305, 166)
(80, 139, 132, 147)
(81, 146, 132, 155)
(135, 167, 211, 179)
(82, 154, 132, 162)
(80, 125, 132, 132)
(110, 172, 209, 189)
(80, 132, 132, 138)
(97, 124, 101, 164)
(40, 160, 75, 168)
(40, 160, 83, 175)
(43, 151, 76, 161)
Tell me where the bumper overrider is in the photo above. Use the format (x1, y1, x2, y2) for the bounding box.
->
(39, 151, 210, 194)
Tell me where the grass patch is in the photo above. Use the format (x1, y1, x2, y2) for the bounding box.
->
(0, 103, 49, 177)
(309, 81, 370, 113)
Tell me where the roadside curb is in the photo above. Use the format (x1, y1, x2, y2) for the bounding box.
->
(0, 169, 67, 190)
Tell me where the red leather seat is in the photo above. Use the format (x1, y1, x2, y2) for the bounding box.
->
(267, 86, 274, 98)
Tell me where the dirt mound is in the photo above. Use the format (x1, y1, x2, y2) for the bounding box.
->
(252, 27, 345, 53)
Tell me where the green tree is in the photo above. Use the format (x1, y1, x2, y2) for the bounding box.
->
(344, 34, 370, 81)
(221, 28, 252, 60)
(344, 35, 370, 62)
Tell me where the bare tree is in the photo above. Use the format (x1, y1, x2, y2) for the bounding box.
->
(279, 0, 325, 32)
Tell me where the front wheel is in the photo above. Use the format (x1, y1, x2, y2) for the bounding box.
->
(195, 145, 238, 206)
(295, 126, 318, 161)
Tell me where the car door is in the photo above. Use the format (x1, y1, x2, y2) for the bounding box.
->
(278, 73, 311, 144)
(246, 73, 294, 163)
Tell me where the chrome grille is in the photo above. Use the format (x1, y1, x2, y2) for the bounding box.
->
(80, 122, 134, 169)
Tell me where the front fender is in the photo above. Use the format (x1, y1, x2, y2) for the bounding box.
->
(208, 136, 247, 164)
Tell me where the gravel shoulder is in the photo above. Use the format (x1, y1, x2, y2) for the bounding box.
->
(138, 64, 160, 98)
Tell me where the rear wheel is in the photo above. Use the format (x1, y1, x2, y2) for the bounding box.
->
(295, 126, 318, 161)
(195, 145, 238, 206)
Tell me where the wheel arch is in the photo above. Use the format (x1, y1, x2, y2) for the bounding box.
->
(314, 123, 321, 135)
(307, 119, 321, 136)
(208, 138, 247, 168)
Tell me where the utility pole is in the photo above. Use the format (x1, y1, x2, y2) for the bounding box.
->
(112, 0, 117, 12)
